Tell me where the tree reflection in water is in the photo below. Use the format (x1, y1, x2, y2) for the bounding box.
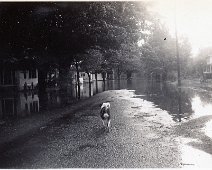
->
(1, 79, 212, 122)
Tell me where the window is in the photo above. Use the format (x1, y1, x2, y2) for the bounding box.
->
(24, 71, 27, 79)
(0, 71, 3, 84)
(25, 103, 28, 112)
(29, 69, 37, 79)
(3, 70, 13, 85)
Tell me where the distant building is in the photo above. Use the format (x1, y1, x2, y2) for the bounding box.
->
(81, 72, 93, 82)
(46, 68, 59, 88)
(149, 67, 166, 82)
(70, 71, 107, 83)
(70, 71, 84, 84)
(92, 72, 107, 81)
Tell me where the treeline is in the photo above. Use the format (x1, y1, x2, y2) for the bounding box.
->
(0, 2, 192, 96)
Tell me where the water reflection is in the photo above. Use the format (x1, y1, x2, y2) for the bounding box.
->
(180, 144, 212, 168)
(125, 79, 212, 122)
(191, 96, 212, 118)
(0, 80, 121, 121)
(0, 92, 39, 119)
(127, 80, 193, 122)
(1, 79, 212, 122)
(203, 120, 212, 139)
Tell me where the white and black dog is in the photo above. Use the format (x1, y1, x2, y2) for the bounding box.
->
(100, 102, 111, 129)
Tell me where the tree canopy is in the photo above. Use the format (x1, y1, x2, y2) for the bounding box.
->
(0, 1, 192, 82)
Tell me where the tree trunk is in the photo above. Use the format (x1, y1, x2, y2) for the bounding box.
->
(38, 67, 47, 93)
(58, 65, 70, 92)
(102, 72, 106, 84)
(127, 71, 132, 80)
(75, 61, 80, 99)
(117, 66, 121, 80)
(178, 87, 182, 122)
(102, 71, 106, 91)
(95, 72, 98, 93)
(118, 79, 121, 90)
(103, 80, 106, 91)
(87, 72, 92, 97)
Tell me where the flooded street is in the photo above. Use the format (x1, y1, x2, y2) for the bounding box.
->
(1, 79, 212, 168)
(2, 79, 212, 122)
(1, 0, 212, 168)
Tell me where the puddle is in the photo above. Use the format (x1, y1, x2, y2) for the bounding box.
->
(176, 137, 212, 168)
(128, 93, 175, 125)
(191, 96, 212, 118)
(202, 120, 212, 139)
(180, 144, 212, 168)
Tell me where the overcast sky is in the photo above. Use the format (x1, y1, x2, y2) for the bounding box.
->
(146, 0, 212, 57)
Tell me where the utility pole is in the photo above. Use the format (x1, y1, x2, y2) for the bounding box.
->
(175, 0, 182, 122)
(175, 1, 181, 87)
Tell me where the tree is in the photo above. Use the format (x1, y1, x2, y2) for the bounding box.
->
(193, 46, 212, 79)
(140, 15, 192, 81)
(80, 47, 104, 96)
(0, 1, 152, 93)
(178, 37, 192, 78)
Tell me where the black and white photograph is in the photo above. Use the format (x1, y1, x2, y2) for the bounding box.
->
(0, 0, 212, 168)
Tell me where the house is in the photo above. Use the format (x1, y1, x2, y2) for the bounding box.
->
(17, 69, 38, 90)
(149, 67, 166, 82)
(0, 68, 38, 91)
(70, 71, 108, 83)
(92, 72, 107, 81)
(70, 71, 84, 84)
(108, 68, 128, 80)
(81, 72, 93, 83)
(203, 56, 212, 79)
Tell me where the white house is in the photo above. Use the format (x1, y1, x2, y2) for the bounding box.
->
(203, 56, 212, 79)
(0, 69, 38, 91)
(82, 72, 93, 82)
(17, 69, 38, 90)
(92, 73, 107, 81)
(70, 71, 84, 84)
(82, 72, 107, 82)
(204, 56, 212, 73)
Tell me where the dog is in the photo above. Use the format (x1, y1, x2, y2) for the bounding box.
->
(100, 102, 111, 129)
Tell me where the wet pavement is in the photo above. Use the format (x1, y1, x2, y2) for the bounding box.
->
(0, 79, 212, 168)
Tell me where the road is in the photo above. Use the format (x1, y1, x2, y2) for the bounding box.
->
(0, 89, 212, 168)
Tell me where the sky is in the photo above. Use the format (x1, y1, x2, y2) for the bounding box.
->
(146, 0, 212, 57)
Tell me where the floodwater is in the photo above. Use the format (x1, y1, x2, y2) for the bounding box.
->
(203, 120, 212, 139)
(1, 79, 212, 167)
(180, 143, 212, 168)
(1, 79, 212, 123)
